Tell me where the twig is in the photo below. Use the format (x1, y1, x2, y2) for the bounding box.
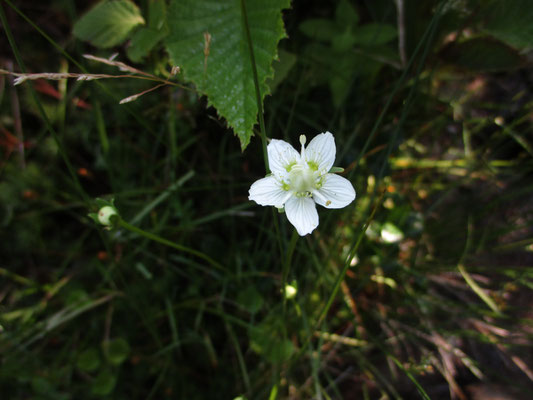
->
(394, 0, 407, 67)
(6, 61, 25, 168)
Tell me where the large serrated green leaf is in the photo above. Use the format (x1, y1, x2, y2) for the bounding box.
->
(165, 0, 290, 149)
(73, 0, 145, 48)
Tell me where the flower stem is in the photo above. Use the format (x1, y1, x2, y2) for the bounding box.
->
(282, 230, 299, 313)
(240, 0, 269, 172)
(118, 219, 226, 273)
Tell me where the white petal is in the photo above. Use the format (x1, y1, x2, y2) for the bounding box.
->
(267, 139, 301, 178)
(285, 196, 319, 236)
(305, 132, 336, 172)
(313, 174, 356, 209)
(249, 176, 290, 207)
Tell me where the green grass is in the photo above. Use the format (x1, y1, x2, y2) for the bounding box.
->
(1, 0, 533, 399)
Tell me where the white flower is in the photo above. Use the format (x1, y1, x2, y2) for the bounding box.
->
(249, 132, 356, 236)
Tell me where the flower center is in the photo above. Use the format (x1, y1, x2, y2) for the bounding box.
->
(288, 163, 317, 195)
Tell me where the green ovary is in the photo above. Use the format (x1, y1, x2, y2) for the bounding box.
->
(288, 164, 318, 194)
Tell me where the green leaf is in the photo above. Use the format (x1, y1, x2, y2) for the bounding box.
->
(332, 28, 356, 52)
(299, 19, 341, 41)
(249, 329, 294, 363)
(31, 377, 54, 395)
(267, 49, 297, 92)
(91, 370, 117, 396)
(127, 0, 169, 62)
(335, 0, 359, 27)
(481, 0, 533, 49)
(73, 0, 145, 48)
(236, 286, 264, 314)
(352, 23, 397, 46)
(248, 314, 295, 363)
(103, 338, 130, 365)
(165, 0, 290, 149)
(443, 38, 523, 72)
(76, 348, 101, 372)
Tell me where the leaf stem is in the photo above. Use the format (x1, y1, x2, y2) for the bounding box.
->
(240, 0, 269, 172)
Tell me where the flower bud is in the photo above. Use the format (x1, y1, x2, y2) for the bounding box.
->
(284, 284, 297, 299)
(97, 205, 118, 226)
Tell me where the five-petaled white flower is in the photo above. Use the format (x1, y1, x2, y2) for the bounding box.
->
(249, 132, 356, 236)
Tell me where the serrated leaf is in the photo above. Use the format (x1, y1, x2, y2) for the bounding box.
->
(481, 0, 533, 49)
(127, 0, 169, 62)
(73, 0, 145, 48)
(352, 23, 397, 46)
(165, 0, 290, 149)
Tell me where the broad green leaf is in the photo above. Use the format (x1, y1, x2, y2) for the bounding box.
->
(299, 19, 341, 41)
(352, 23, 397, 46)
(165, 0, 290, 149)
(127, 0, 169, 62)
(103, 338, 130, 365)
(444, 38, 523, 71)
(481, 0, 533, 49)
(73, 0, 145, 48)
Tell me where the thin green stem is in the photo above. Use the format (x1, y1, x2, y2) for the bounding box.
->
(282, 230, 299, 313)
(240, 0, 286, 268)
(458, 216, 502, 315)
(118, 219, 227, 274)
(240, 0, 268, 172)
(315, 190, 385, 328)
